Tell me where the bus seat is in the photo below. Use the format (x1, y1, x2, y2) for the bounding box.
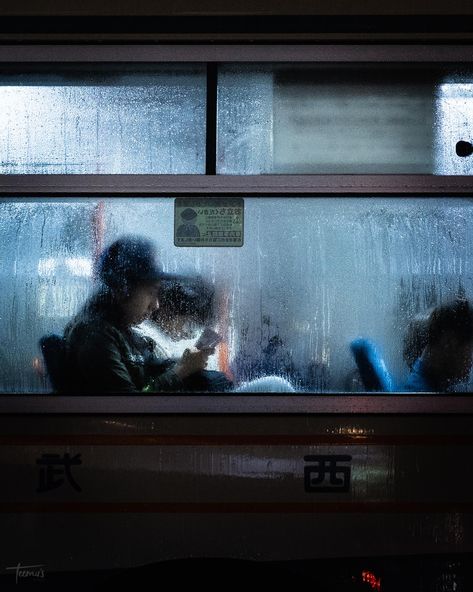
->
(350, 337, 396, 392)
(39, 334, 68, 393)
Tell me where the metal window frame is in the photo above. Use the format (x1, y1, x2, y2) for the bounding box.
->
(2, 43, 473, 413)
(2, 176, 473, 196)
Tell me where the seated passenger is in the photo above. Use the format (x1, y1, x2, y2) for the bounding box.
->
(405, 299, 473, 392)
(149, 281, 234, 392)
(64, 236, 217, 394)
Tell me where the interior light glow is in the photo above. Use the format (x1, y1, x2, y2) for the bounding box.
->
(38, 257, 92, 277)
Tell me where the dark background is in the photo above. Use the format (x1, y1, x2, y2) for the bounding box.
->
(0, 0, 472, 41)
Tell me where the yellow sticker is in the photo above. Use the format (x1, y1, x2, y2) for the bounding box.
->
(174, 198, 244, 247)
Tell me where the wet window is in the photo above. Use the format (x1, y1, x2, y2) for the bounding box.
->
(3, 63, 473, 177)
(1, 197, 472, 394)
(217, 64, 473, 175)
(0, 65, 206, 174)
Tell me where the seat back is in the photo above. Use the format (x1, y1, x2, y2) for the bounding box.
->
(350, 337, 396, 392)
(39, 334, 68, 393)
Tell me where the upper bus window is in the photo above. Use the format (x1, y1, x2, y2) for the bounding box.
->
(1, 197, 473, 394)
(217, 64, 473, 175)
(0, 65, 206, 174)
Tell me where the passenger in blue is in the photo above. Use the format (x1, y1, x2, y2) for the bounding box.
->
(405, 299, 473, 392)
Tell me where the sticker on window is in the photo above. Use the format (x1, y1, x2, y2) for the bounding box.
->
(174, 198, 244, 247)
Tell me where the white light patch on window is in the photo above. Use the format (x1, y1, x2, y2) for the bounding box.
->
(37, 258, 57, 277)
(65, 258, 93, 277)
(435, 82, 473, 175)
(38, 257, 92, 277)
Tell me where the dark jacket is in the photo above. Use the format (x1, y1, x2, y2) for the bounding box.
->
(64, 291, 182, 394)
(64, 291, 234, 394)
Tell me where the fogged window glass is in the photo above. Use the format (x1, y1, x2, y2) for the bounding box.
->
(1, 197, 473, 394)
(217, 64, 473, 175)
(0, 65, 206, 174)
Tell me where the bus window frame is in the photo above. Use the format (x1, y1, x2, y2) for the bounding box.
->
(2, 43, 473, 412)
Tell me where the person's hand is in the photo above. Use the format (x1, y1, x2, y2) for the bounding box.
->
(174, 347, 213, 380)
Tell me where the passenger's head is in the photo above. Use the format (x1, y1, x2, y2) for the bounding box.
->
(151, 280, 214, 341)
(423, 298, 473, 388)
(96, 236, 178, 326)
(403, 310, 431, 371)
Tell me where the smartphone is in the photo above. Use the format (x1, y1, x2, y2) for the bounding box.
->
(195, 327, 222, 351)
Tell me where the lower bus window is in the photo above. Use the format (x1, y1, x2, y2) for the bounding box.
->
(1, 197, 472, 394)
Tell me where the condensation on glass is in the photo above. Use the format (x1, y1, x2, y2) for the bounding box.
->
(1, 197, 472, 394)
(217, 64, 473, 175)
(0, 65, 206, 174)
(435, 74, 473, 174)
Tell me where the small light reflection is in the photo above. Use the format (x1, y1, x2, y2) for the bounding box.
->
(65, 258, 93, 277)
(37, 257, 92, 277)
(32, 356, 45, 376)
(361, 570, 382, 591)
(327, 425, 374, 437)
(102, 419, 140, 430)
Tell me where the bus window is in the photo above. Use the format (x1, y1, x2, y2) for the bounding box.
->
(0, 64, 206, 174)
(1, 197, 472, 394)
(217, 63, 473, 175)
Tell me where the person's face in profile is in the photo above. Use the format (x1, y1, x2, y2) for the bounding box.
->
(121, 281, 161, 326)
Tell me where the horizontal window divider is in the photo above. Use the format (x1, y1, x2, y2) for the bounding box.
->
(1, 44, 473, 63)
(1, 175, 473, 196)
(1, 395, 473, 415)
(1, 34, 472, 44)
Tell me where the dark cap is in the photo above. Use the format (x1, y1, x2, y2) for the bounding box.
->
(97, 236, 180, 289)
